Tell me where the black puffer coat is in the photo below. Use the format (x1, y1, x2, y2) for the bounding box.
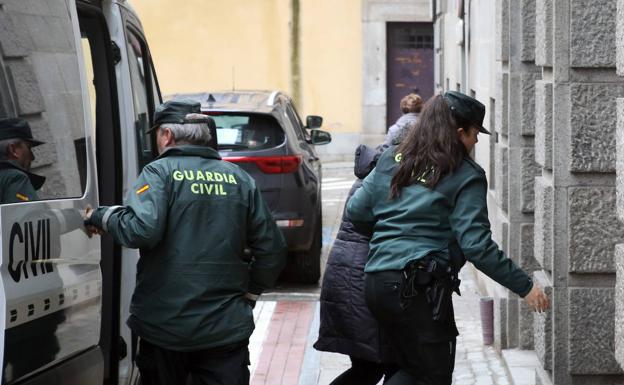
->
(313, 152, 395, 363)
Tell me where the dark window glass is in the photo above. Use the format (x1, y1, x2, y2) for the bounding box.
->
(205, 113, 285, 152)
(125, 29, 154, 170)
(0, 1, 87, 204)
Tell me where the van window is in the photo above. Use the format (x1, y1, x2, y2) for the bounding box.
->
(0, 3, 88, 204)
(127, 29, 155, 169)
(151, 62, 162, 107)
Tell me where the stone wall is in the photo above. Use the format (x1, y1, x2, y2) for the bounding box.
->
(504, 0, 541, 351)
(437, 0, 624, 383)
(615, 0, 624, 372)
(533, 0, 624, 383)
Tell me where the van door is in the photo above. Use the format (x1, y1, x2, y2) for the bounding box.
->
(109, 5, 163, 384)
(0, 0, 104, 383)
(77, 2, 126, 385)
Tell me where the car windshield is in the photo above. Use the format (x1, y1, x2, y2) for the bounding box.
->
(206, 112, 285, 151)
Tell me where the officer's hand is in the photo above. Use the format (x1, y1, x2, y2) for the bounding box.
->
(523, 284, 549, 313)
(82, 206, 103, 238)
(84, 206, 94, 222)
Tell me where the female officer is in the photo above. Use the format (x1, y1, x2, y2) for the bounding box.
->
(346, 92, 549, 385)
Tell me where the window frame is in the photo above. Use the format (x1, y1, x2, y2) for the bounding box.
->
(124, 24, 162, 169)
(285, 102, 310, 142)
(77, 3, 125, 385)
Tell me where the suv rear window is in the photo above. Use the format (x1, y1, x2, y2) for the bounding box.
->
(206, 113, 285, 151)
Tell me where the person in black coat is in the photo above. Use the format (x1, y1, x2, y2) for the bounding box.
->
(314, 144, 398, 385)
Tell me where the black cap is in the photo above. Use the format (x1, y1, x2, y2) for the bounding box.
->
(148, 99, 203, 133)
(443, 91, 491, 135)
(0, 118, 45, 146)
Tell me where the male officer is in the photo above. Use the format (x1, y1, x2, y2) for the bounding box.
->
(0, 117, 45, 203)
(85, 99, 287, 385)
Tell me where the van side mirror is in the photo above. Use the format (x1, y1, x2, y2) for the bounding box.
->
(310, 129, 331, 145)
(306, 115, 323, 129)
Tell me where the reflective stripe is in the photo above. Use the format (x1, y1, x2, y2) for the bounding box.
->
(102, 205, 123, 232)
(245, 293, 260, 301)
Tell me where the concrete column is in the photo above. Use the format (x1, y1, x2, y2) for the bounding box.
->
(492, 0, 510, 350)
(493, 0, 541, 351)
(615, 0, 624, 372)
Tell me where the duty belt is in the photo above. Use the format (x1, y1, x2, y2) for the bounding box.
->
(400, 257, 461, 322)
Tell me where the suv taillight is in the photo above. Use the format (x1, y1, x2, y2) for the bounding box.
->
(223, 155, 302, 174)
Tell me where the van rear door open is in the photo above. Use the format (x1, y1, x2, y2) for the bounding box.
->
(0, 1, 161, 383)
(0, 0, 105, 383)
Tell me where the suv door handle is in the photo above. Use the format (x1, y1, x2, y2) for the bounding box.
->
(309, 156, 319, 162)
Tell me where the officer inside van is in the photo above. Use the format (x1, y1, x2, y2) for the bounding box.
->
(0, 117, 45, 204)
(84, 99, 286, 385)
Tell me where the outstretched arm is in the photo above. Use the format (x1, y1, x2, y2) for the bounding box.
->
(449, 176, 549, 312)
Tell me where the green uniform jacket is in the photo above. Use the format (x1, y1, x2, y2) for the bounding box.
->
(0, 160, 44, 203)
(90, 145, 287, 351)
(347, 147, 532, 297)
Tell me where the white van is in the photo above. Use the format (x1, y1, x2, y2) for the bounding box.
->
(0, 0, 161, 383)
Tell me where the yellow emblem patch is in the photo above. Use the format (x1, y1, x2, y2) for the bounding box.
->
(394, 153, 403, 162)
(15, 193, 29, 202)
(136, 184, 150, 195)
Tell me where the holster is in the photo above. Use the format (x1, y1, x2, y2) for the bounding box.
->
(400, 257, 461, 323)
(425, 274, 460, 322)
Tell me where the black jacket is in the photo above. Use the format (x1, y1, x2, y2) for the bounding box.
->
(313, 148, 395, 363)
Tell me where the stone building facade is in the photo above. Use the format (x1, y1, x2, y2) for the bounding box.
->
(436, 0, 624, 383)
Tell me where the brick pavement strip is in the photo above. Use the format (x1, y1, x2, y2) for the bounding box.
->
(252, 301, 315, 385)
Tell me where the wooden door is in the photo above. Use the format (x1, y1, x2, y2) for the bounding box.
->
(386, 22, 434, 128)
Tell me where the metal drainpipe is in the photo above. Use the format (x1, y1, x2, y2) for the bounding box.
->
(462, 0, 470, 93)
(290, 0, 302, 109)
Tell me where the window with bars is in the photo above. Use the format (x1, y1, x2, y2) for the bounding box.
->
(392, 26, 434, 49)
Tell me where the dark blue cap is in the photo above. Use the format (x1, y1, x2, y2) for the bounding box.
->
(149, 99, 203, 132)
(443, 91, 491, 135)
(0, 118, 44, 146)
